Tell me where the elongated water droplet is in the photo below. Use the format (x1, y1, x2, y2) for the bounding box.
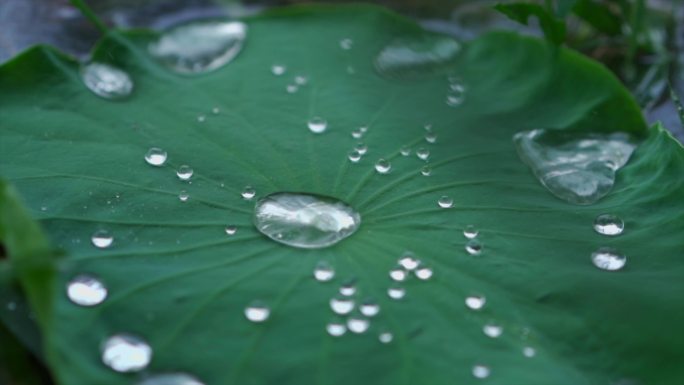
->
(137, 373, 205, 385)
(102, 334, 152, 373)
(67, 275, 107, 306)
(330, 297, 354, 315)
(523, 346, 536, 358)
(375, 35, 461, 79)
(465, 239, 482, 255)
(244, 301, 270, 323)
(91, 229, 113, 249)
(178, 190, 189, 202)
(348, 150, 362, 163)
(420, 165, 432, 176)
(438, 196, 453, 208)
(144, 147, 167, 166)
(514, 129, 638, 205)
(416, 147, 430, 161)
(483, 323, 503, 338)
(347, 317, 370, 334)
(398, 253, 420, 270)
(593, 214, 624, 236)
(271, 64, 286, 76)
(308, 117, 327, 134)
(375, 159, 391, 174)
(415, 266, 433, 280)
(339, 38, 353, 50)
(360, 300, 380, 317)
(472, 365, 490, 379)
(379, 331, 394, 344)
(148, 21, 246, 74)
(387, 285, 405, 300)
(176, 165, 193, 181)
(463, 225, 478, 239)
(225, 225, 237, 236)
(326, 321, 346, 337)
(314, 261, 335, 282)
(241, 186, 256, 200)
(81, 63, 133, 99)
(465, 295, 486, 310)
(591, 247, 626, 271)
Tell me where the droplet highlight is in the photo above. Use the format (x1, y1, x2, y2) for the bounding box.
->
(101, 334, 152, 373)
(91, 230, 113, 249)
(176, 165, 193, 181)
(593, 214, 624, 236)
(144, 147, 167, 167)
(81, 62, 133, 99)
(67, 275, 108, 306)
(244, 301, 270, 323)
(308, 117, 328, 134)
(591, 247, 626, 271)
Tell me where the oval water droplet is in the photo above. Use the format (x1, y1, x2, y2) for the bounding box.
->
(241, 186, 256, 200)
(472, 365, 490, 379)
(415, 266, 433, 280)
(514, 129, 638, 205)
(387, 285, 406, 300)
(148, 21, 246, 74)
(347, 317, 370, 334)
(389, 266, 407, 282)
(375, 35, 461, 79)
(286, 84, 298, 94)
(522, 346, 536, 358)
(176, 165, 193, 181)
(178, 190, 189, 202)
(463, 225, 478, 239)
(438, 196, 453, 208)
(360, 301, 380, 317)
(330, 297, 355, 315)
(420, 165, 432, 176)
(254, 192, 360, 249)
(294, 75, 308, 85)
(375, 159, 392, 174)
(308, 117, 328, 134)
(593, 214, 624, 236)
(379, 331, 394, 344)
(271, 64, 286, 76)
(225, 225, 237, 236)
(591, 247, 626, 271)
(137, 373, 205, 385)
(348, 150, 362, 163)
(465, 295, 486, 310)
(67, 275, 108, 306)
(314, 261, 335, 282)
(91, 230, 113, 249)
(212, 107, 220, 114)
(398, 253, 420, 270)
(326, 320, 346, 337)
(244, 301, 270, 323)
(102, 334, 152, 373)
(416, 147, 430, 161)
(465, 239, 483, 255)
(196, 115, 206, 123)
(81, 63, 133, 99)
(483, 323, 503, 338)
(144, 147, 167, 167)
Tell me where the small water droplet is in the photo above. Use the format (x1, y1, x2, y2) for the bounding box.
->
(314, 261, 335, 282)
(354, 142, 368, 155)
(137, 373, 205, 385)
(241, 186, 256, 200)
(148, 21, 246, 74)
(254, 193, 360, 248)
(225, 225, 238, 236)
(244, 301, 270, 323)
(416, 147, 430, 161)
(379, 331, 393, 344)
(465, 239, 482, 255)
(400, 146, 411, 156)
(339, 281, 356, 296)
(591, 247, 626, 271)
(286, 84, 298, 93)
(176, 165, 193, 181)
(91, 230, 113, 249)
(446, 93, 464, 107)
(593, 214, 624, 236)
(425, 132, 437, 143)
(375, 159, 391, 174)
(351, 129, 363, 139)
(179, 190, 190, 202)
(374, 36, 461, 79)
(347, 317, 370, 334)
(465, 295, 486, 310)
(144, 147, 167, 166)
(483, 323, 503, 338)
(438, 196, 453, 208)
(463, 225, 478, 239)
(326, 320, 346, 337)
(102, 334, 152, 373)
(360, 301, 380, 317)
(271, 64, 286, 76)
(398, 253, 420, 270)
(522, 346, 536, 357)
(294, 75, 308, 85)
(387, 285, 406, 300)
(420, 165, 432, 176)
(67, 275, 108, 306)
(472, 365, 490, 379)
(330, 296, 354, 315)
(212, 107, 220, 114)
(389, 266, 407, 282)
(339, 38, 353, 50)
(196, 115, 206, 123)
(307, 117, 327, 134)
(81, 62, 133, 99)
(415, 266, 433, 280)
(348, 150, 362, 163)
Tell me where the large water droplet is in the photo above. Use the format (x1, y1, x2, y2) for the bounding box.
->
(244, 301, 270, 323)
(145, 147, 167, 166)
(465, 295, 486, 310)
(438, 196, 453, 208)
(375, 35, 461, 79)
(91, 230, 113, 249)
(313, 261, 335, 282)
(137, 373, 205, 385)
(81, 63, 133, 99)
(67, 275, 108, 306)
(514, 129, 638, 205)
(254, 192, 360, 249)
(593, 214, 624, 236)
(591, 247, 626, 271)
(330, 297, 355, 315)
(102, 334, 152, 373)
(326, 320, 347, 337)
(176, 165, 193, 181)
(148, 21, 247, 74)
(347, 317, 370, 334)
(472, 365, 490, 379)
(308, 117, 328, 134)
(375, 159, 392, 174)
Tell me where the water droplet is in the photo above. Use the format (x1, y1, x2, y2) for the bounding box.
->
(196, 115, 206, 123)
(179, 190, 190, 202)
(416, 147, 430, 161)
(148, 21, 246, 74)
(400, 146, 411, 156)
(351, 129, 363, 139)
(374, 35, 461, 79)
(294, 75, 308, 85)
(359, 126, 368, 134)
(307, 117, 327, 134)
(472, 365, 490, 379)
(465, 295, 486, 310)
(360, 301, 380, 317)
(326, 321, 346, 337)
(225, 225, 237, 235)
(271, 64, 286, 76)
(425, 132, 437, 143)
(254, 192, 360, 249)
(339, 38, 353, 50)
(593, 214, 624, 236)
(354, 142, 368, 155)
(522, 346, 536, 357)
(212, 107, 220, 114)
(375, 159, 392, 174)
(241, 186, 256, 200)
(463, 225, 478, 239)
(244, 301, 270, 323)
(420, 165, 432, 176)
(387, 285, 405, 300)
(339, 281, 356, 296)
(438, 196, 453, 208)
(348, 150, 362, 163)
(483, 323, 503, 338)
(389, 267, 408, 282)
(379, 331, 393, 344)
(286, 84, 298, 93)
(137, 373, 205, 385)
(91, 230, 113, 249)
(314, 261, 335, 282)
(347, 317, 370, 334)
(465, 239, 482, 255)
(176, 165, 193, 181)
(144, 147, 167, 166)
(81, 62, 133, 99)
(330, 297, 354, 315)
(102, 334, 152, 373)
(398, 253, 420, 270)
(591, 247, 626, 271)
(67, 275, 108, 306)
(415, 266, 433, 280)
(514, 129, 638, 205)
